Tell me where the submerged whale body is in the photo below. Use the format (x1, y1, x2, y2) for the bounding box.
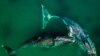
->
(3, 4, 96, 56)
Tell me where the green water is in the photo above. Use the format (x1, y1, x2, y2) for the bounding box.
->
(16, 43, 86, 56)
(0, 0, 100, 56)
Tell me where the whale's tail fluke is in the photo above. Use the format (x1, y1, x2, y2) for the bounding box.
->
(1, 45, 16, 56)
